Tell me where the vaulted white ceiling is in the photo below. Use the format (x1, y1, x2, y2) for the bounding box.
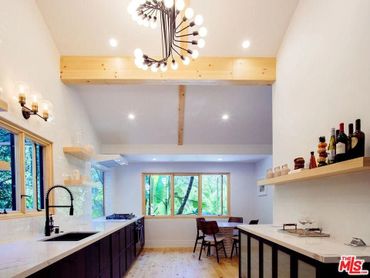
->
(36, 0, 298, 56)
(74, 85, 272, 145)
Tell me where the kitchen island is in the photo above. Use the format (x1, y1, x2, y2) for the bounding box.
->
(0, 217, 144, 278)
(238, 225, 370, 278)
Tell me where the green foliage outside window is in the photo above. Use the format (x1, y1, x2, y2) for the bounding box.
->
(91, 167, 104, 218)
(174, 176, 199, 215)
(145, 175, 171, 216)
(144, 174, 229, 217)
(0, 128, 15, 210)
(202, 174, 228, 216)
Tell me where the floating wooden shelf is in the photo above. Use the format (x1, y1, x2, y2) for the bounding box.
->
(0, 99, 8, 112)
(0, 160, 11, 171)
(63, 146, 94, 161)
(64, 176, 92, 186)
(258, 157, 370, 186)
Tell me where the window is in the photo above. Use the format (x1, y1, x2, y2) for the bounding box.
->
(143, 173, 230, 217)
(201, 174, 228, 216)
(24, 138, 44, 211)
(174, 175, 199, 215)
(91, 167, 104, 218)
(144, 174, 171, 216)
(0, 127, 17, 211)
(0, 118, 52, 217)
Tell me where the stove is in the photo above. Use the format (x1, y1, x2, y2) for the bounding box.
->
(105, 213, 135, 220)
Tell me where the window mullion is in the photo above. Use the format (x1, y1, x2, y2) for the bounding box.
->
(18, 132, 26, 214)
(198, 174, 202, 216)
(170, 174, 174, 216)
(32, 143, 37, 211)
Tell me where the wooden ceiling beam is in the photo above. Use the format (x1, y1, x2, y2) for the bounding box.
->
(60, 56, 276, 85)
(178, 85, 186, 145)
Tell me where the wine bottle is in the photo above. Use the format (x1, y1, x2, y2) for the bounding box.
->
(336, 129, 339, 140)
(328, 128, 336, 164)
(347, 123, 354, 159)
(351, 119, 365, 158)
(335, 123, 348, 162)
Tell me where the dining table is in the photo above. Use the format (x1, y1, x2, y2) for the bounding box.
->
(215, 221, 242, 258)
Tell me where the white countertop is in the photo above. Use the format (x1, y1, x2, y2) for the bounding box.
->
(0, 217, 140, 278)
(238, 224, 370, 263)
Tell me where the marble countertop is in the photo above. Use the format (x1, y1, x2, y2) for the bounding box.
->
(0, 217, 140, 278)
(238, 224, 370, 263)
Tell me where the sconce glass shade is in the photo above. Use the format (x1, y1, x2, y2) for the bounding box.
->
(16, 82, 30, 105)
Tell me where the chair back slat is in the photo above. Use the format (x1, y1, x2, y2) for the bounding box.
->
(228, 217, 243, 223)
(201, 221, 219, 235)
(196, 217, 206, 230)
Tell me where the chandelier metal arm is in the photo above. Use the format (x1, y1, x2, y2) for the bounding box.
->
(130, 0, 206, 70)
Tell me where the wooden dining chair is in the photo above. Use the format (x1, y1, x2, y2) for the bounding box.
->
(228, 216, 243, 223)
(193, 217, 206, 253)
(231, 219, 259, 258)
(198, 221, 227, 263)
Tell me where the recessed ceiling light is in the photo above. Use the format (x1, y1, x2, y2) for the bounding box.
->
(222, 114, 229, 120)
(109, 38, 118, 48)
(217, 158, 223, 161)
(152, 158, 157, 161)
(242, 40, 251, 49)
(128, 113, 135, 120)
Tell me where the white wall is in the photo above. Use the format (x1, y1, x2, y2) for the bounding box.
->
(0, 0, 100, 239)
(273, 0, 370, 243)
(255, 157, 273, 224)
(110, 161, 272, 247)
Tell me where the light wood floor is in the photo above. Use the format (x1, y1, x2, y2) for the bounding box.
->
(126, 247, 238, 278)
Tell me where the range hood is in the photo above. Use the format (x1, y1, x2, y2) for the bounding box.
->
(93, 154, 128, 169)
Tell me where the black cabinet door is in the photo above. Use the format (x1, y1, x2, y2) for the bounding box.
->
(120, 249, 127, 277)
(85, 241, 100, 278)
(119, 227, 126, 252)
(99, 236, 111, 278)
(48, 249, 86, 278)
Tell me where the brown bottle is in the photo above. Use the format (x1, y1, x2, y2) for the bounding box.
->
(347, 123, 354, 159)
(351, 119, 365, 158)
(335, 123, 348, 162)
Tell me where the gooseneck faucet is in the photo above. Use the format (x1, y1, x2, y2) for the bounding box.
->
(45, 185, 74, 236)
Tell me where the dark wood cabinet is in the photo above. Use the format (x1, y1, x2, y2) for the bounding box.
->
(239, 229, 370, 278)
(30, 218, 144, 278)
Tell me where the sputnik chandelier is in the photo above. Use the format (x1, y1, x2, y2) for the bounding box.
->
(127, 0, 207, 72)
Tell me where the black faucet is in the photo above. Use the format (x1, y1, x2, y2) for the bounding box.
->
(45, 185, 74, 236)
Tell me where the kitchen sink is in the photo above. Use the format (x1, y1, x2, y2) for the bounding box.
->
(43, 232, 98, 242)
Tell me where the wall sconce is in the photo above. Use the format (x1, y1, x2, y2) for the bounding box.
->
(16, 83, 53, 121)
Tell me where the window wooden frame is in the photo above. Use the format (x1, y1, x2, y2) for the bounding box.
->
(0, 117, 53, 219)
(142, 172, 231, 219)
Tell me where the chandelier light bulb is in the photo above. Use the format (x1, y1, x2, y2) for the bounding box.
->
(160, 63, 168, 72)
(142, 64, 149, 71)
(164, 0, 174, 8)
(171, 60, 179, 70)
(175, 0, 185, 11)
(184, 8, 194, 19)
(150, 20, 157, 29)
(194, 15, 204, 26)
(182, 56, 190, 65)
(191, 50, 199, 59)
(143, 20, 150, 28)
(134, 48, 143, 58)
(199, 27, 207, 37)
(135, 58, 144, 68)
(197, 39, 206, 48)
(151, 64, 159, 72)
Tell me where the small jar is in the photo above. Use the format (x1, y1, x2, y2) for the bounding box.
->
(281, 164, 290, 175)
(274, 166, 281, 177)
(266, 168, 273, 178)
